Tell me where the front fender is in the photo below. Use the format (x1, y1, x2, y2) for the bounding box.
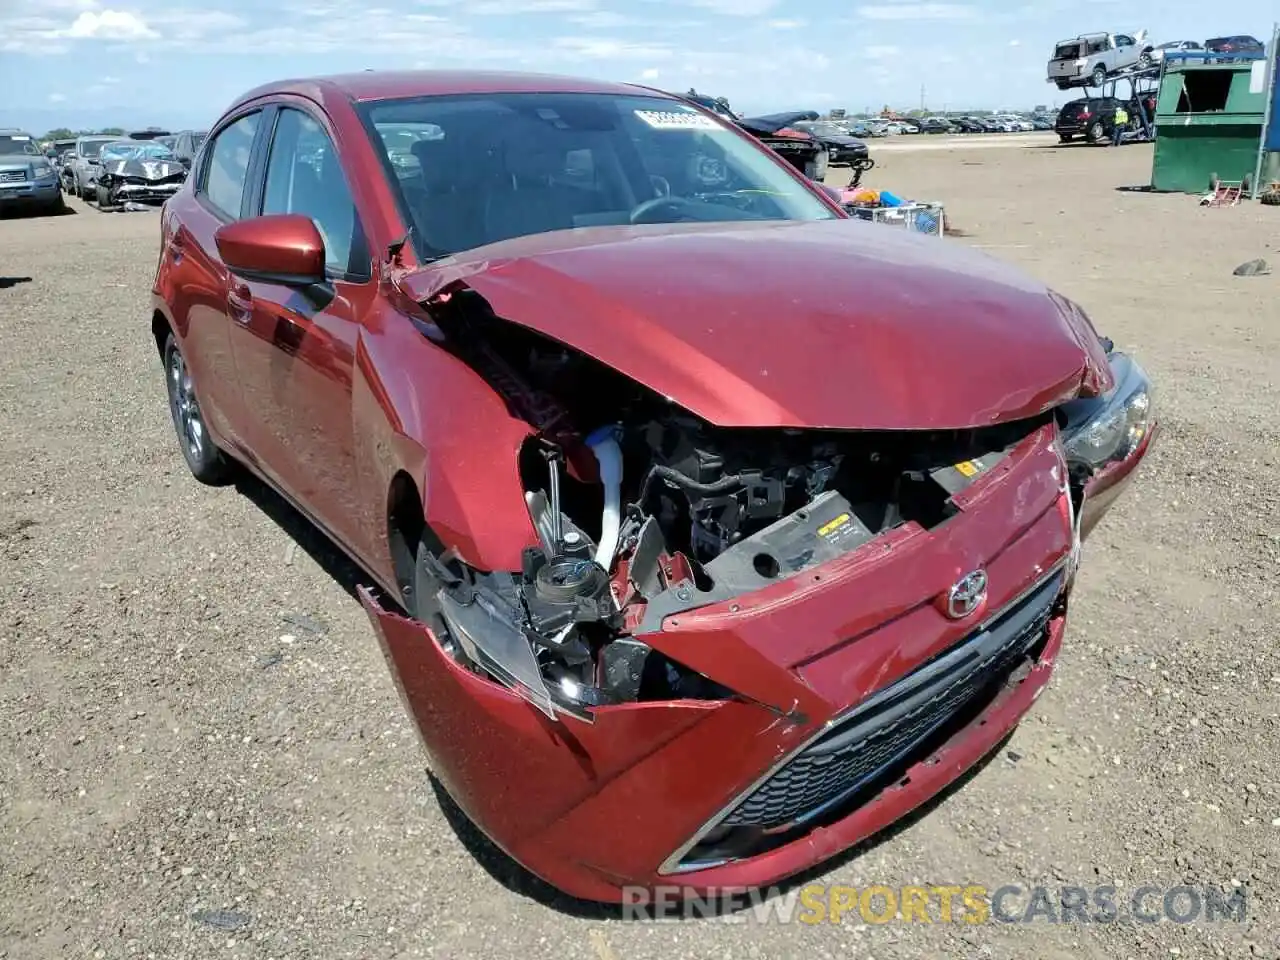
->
(352, 304, 540, 579)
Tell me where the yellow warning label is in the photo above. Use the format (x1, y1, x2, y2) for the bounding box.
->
(818, 513, 851, 537)
(954, 460, 980, 477)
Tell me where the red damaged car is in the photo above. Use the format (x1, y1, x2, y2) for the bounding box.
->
(151, 70, 1157, 902)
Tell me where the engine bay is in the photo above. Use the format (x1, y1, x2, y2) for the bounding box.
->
(416, 289, 1048, 720)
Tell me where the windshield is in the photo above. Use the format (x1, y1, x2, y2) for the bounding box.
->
(362, 91, 835, 259)
(0, 134, 41, 156)
(101, 141, 176, 161)
(78, 139, 113, 158)
(806, 122, 846, 136)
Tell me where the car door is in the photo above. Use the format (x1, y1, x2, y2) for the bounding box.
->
(224, 102, 370, 549)
(165, 108, 268, 453)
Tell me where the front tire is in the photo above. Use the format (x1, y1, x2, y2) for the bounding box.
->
(1091, 64, 1107, 87)
(1059, 134, 1073, 143)
(162, 332, 233, 485)
(1087, 121, 1105, 143)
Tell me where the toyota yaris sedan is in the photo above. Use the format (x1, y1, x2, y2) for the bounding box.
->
(151, 70, 1157, 902)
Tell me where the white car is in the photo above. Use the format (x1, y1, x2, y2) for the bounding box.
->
(1146, 40, 1202, 63)
(1047, 29, 1152, 89)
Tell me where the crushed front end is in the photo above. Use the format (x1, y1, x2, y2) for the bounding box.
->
(361, 287, 1157, 902)
(97, 159, 186, 205)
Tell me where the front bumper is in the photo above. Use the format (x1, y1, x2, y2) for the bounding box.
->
(360, 419, 1144, 902)
(0, 179, 61, 206)
(103, 181, 183, 203)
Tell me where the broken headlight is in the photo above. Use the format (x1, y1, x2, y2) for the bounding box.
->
(1059, 351, 1154, 471)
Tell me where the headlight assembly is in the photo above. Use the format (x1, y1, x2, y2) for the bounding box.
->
(34, 164, 56, 181)
(1059, 351, 1154, 472)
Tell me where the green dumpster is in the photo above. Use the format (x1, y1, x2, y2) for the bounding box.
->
(1151, 61, 1265, 194)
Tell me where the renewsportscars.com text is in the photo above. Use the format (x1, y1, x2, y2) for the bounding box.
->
(620, 883, 1248, 925)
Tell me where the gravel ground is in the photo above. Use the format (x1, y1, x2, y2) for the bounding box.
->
(2, 143, 1279, 959)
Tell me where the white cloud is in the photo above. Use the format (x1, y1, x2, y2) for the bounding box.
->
(48, 92, 67, 102)
(640, 67, 660, 79)
(466, 0, 595, 11)
(1008, 38, 1021, 46)
(567, 11, 644, 28)
(101, 74, 121, 83)
(67, 9, 158, 39)
(553, 36, 674, 60)
(767, 18, 805, 28)
(689, 0, 780, 16)
(857, 3, 975, 19)
(865, 45, 901, 59)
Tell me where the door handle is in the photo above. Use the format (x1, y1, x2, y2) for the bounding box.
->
(227, 282, 253, 324)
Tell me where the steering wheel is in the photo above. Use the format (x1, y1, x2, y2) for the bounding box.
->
(629, 195, 702, 225)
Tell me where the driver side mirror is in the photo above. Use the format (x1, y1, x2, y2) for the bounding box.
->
(215, 214, 326, 286)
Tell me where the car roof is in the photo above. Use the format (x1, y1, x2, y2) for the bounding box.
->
(227, 69, 664, 113)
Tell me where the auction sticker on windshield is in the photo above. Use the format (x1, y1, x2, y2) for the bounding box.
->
(635, 110, 721, 130)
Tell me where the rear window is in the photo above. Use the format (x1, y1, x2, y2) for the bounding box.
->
(1054, 42, 1081, 58)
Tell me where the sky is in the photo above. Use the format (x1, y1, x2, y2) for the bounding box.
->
(1, 0, 1274, 134)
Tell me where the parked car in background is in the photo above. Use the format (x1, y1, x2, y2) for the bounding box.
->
(1031, 115, 1055, 130)
(0, 128, 64, 215)
(49, 138, 77, 171)
(129, 127, 172, 141)
(1204, 35, 1265, 62)
(1147, 40, 1202, 63)
(920, 117, 953, 133)
(170, 129, 208, 168)
(791, 120, 870, 165)
(679, 95, 829, 180)
(1054, 96, 1127, 143)
(951, 117, 987, 133)
(153, 68, 1156, 904)
(92, 139, 187, 206)
(1047, 30, 1152, 89)
(67, 135, 117, 198)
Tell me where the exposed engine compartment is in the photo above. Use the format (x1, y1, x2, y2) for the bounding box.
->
(414, 287, 1052, 721)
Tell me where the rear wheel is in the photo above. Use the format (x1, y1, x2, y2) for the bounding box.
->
(1087, 121, 1105, 143)
(162, 332, 234, 485)
(1059, 134, 1073, 143)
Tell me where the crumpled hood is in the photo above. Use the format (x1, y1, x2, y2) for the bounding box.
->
(398, 218, 1114, 430)
(103, 158, 185, 180)
(740, 111, 821, 134)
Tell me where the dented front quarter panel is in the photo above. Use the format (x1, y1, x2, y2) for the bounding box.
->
(350, 297, 540, 575)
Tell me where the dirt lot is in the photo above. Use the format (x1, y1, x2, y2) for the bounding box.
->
(3, 142, 1279, 960)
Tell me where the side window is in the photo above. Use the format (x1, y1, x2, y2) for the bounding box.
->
(202, 112, 261, 219)
(1116, 35, 1133, 46)
(261, 108, 365, 278)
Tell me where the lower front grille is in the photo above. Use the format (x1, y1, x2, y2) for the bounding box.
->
(670, 567, 1064, 869)
(0, 170, 27, 184)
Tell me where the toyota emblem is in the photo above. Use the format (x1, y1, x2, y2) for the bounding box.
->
(946, 569, 988, 619)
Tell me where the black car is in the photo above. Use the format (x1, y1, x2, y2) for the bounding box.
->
(919, 117, 953, 134)
(1055, 97, 1135, 142)
(1204, 35, 1265, 62)
(678, 95, 829, 181)
(951, 117, 986, 133)
(791, 120, 871, 163)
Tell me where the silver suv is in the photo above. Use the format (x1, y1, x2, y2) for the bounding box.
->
(0, 129, 64, 215)
(1048, 30, 1153, 89)
(66, 135, 118, 199)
